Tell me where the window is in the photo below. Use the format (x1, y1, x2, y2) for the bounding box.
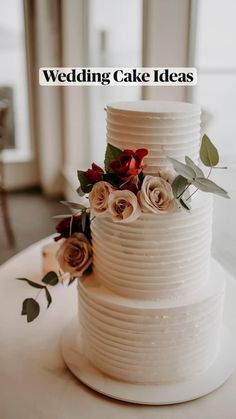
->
(0, 0, 30, 157)
(87, 0, 143, 164)
(190, 0, 236, 275)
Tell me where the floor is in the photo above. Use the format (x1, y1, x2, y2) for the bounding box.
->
(0, 190, 63, 265)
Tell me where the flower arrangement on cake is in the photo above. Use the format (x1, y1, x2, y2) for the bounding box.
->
(16, 134, 229, 322)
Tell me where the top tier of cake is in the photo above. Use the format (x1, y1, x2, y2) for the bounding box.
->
(106, 101, 201, 172)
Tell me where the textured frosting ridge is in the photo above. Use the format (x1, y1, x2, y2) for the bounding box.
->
(106, 101, 201, 171)
(92, 192, 212, 299)
(78, 101, 225, 384)
(79, 265, 225, 383)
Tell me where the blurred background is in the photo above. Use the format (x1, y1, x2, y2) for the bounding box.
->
(0, 0, 235, 275)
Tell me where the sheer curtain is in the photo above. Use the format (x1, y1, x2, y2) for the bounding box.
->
(24, 0, 88, 198)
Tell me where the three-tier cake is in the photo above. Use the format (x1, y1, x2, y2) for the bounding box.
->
(78, 101, 225, 384)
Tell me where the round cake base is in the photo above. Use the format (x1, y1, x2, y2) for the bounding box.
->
(60, 320, 236, 405)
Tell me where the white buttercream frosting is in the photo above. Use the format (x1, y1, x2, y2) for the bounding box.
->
(79, 262, 225, 383)
(78, 100, 225, 384)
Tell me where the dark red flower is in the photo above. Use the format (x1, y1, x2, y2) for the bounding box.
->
(85, 163, 104, 184)
(54, 215, 82, 241)
(54, 215, 91, 243)
(109, 149, 148, 183)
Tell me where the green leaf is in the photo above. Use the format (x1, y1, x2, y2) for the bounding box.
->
(16, 278, 45, 289)
(104, 143, 122, 172)
(192, 177, 230, 198)
(76, 186, 85, 197)
(200, 134, 219, 167)
(77, 171, 93, 194)
(171, 175, 188, 198)
(44, 288, 52, 308)
(179, 198, 191, 211)
(21, 298, 40, 323)
(60, 201, 86, 211)
(185, 156, 204, 177)
(42, 271, 59, 286)
(68, 277, 76, 286)
(168, 157, 196, 180)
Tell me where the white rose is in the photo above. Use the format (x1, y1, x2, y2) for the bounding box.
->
(89, 181, 114, 216)
(138, 175, 176, 214)
(57, 233, 92, 276)
(108, 190, 141, 223)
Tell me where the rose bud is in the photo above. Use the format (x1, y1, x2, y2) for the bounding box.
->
(85, 163, 104, 184)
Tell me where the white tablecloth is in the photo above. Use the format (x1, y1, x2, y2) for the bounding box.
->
(0, 237, 236, 419)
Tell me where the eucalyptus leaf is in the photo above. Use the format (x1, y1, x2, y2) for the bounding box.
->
(21, 298, 40, 323)
(179, 198, 191, 211)
(45, 288, 52, 308)
(171, 175, 188, 198)
(192, 177, 230, 198)
(60, 201, 86, 211)
(185, 156, 204, 177)
(68, 277, 76, 286)
(104, 143, 122, 172)
(200, 134, 219, 167)
(16, 278, 45, 289)
(76, 186, 85, 197)
(77, 171, 93, 193)
(42, 271, 59, 286)
(168, 157, 196, 180)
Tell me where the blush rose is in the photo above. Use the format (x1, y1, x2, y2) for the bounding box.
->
(89, 181, 114, 215)
(108, 189, 141, 223)
(138, 175, 176, 214)
(57, 233, 92, 276)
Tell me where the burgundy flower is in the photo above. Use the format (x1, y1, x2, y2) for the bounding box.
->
(85, 163, 104, 184)
(54, 214, 91, 243)
(109, 149, 148, 183)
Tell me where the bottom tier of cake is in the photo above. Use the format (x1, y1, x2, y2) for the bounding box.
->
(78, 266, 225, 384)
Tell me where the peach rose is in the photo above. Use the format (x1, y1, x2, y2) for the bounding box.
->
(89, 181, 114, 216)
(57, 233, 92, 276)
(108, 190, 141, 223)
(138, 175, 176, 214)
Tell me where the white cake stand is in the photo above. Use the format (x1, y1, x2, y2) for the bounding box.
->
(60, 320, 236, 405)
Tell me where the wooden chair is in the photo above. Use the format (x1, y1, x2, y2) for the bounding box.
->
(0, 101, 15, 247)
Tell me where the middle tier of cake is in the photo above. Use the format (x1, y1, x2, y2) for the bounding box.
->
(91, 193, 212, 299)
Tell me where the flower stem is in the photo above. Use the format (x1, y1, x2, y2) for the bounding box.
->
(69, 215, 74, 236)
(176, 184, 191, 199)
(186, 167, 212, 201)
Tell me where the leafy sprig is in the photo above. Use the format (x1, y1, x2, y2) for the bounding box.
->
(169, 135, 229, 211)
(16, 271, 59, 322)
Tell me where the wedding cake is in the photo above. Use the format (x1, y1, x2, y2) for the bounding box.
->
(78, 101, 225, 384)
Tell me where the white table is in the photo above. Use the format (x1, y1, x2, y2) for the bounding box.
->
(0, 237, 236, 419)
